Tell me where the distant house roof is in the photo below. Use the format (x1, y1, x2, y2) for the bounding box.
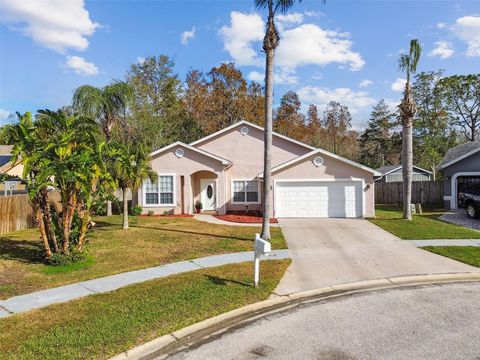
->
(0, 145, 14, 171)
(0, 145, 13, 156)
(437, 141, 480, 170)
(376, 164, 433, 175)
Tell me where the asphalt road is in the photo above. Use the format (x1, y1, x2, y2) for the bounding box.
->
(167, 282, 480, 360)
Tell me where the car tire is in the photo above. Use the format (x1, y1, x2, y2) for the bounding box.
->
(465, 203, 479, 219)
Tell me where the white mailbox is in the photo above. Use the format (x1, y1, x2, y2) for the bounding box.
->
(255, 234, 271, 256)
(253, 233, 271, 287)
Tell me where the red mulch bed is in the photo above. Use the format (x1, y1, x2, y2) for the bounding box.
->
(215, 212, 278, 224)
(139, 214, 194, 218)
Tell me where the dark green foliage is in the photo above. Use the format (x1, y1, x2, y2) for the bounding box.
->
(130, 205, 142, 216)
(46, 250, 87, 266)
(359, 100, 400, 169)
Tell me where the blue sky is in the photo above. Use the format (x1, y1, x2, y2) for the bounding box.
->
(1, 0, 479, 129)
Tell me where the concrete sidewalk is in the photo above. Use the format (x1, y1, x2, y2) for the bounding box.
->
(193, 214, 280, 227)
(408, 239, 480, 247)
(0, 249, 290, 318)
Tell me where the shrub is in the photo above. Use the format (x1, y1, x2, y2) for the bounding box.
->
(147, 210, 155, 216)
(46, 250, 86, 266)
(130, 205, 142, 216)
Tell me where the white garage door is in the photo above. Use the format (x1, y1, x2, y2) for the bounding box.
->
(275, 181, 363, 218)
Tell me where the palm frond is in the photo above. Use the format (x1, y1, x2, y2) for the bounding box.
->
(255, 0, 315, 14)
(409, 39, 422, 73)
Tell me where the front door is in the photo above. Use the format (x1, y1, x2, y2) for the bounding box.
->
(200, 179, 216, 211)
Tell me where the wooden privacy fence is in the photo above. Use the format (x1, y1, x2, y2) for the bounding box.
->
(0, 192, 61, 235)
(375, 181, 444, 206)
(0, 194, 35, 235)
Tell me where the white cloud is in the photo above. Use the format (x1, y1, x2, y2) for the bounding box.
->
(181, 27, 196, 45)
(219, 12, 264, 66)
(276, 24, 365, 71)
(451, 15, 480, 57)
(359, 79, 373, 88)
(297, 86, 376, 114)
(304, 10, 324, 18)
(65, 55, 99, 75)
(276, 12, 304, 29)
(429, 41, 454, 59)
(385, 99, 400, 113)
(0, 0, 99, 53)
(0, 109, 11, 123)
(248, 71, 264, 82)
(136, 57, 146, 64)
(391, 78, 406, 92)
(275, 71, 298, 85)
(436, 22, 447, 29)
(220, 11, 364, 72)
(248, 70, 297, 85)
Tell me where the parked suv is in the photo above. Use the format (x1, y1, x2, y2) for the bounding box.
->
(458, 182, 480, 219)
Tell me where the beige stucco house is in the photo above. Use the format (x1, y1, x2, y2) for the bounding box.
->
(136, 121, 381, 218)
(0, 145, 26, 194)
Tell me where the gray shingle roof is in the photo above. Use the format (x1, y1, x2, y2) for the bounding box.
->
(376, 165, 400, 174)
(438, 141, 480, 168)
(376, 164, 432, 175)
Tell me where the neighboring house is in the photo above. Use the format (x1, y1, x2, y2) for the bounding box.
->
(438, 141, 480, 210)
(0, 145, 26, 195)
(135, 121, 380, 218)
(375, 164, 433, 183)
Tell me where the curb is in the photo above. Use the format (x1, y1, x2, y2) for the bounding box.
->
(110, 272, 480, 360)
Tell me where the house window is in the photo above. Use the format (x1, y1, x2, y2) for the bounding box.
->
(144, 175, 175, 206)
(233, 180, 259, 203)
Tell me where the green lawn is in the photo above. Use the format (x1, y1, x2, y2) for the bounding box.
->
(0, 215, 287, 299)
(369, 206, 480, 240)
(0, 260, 290, 360)
(423, 246, 480, 268)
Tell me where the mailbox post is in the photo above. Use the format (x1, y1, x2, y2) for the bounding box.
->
(254, 233, 271, 287)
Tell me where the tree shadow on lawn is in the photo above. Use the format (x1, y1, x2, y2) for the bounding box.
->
(132, 225, 253, 242)
(0, 237, 44, 264)
(204, 274, 251, 287)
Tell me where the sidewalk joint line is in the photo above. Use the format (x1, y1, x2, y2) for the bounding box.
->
(79, 284, 97, 294)
(0, 304, 13, 314)
(190, 260, 204, 268)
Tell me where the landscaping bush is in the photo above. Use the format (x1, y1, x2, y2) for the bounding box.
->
(46, 250, 87, 266)
(130, 205, 142, 216)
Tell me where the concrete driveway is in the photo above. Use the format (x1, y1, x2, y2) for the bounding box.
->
(274, 218, 479, 295)
(440, 210, 480, 231)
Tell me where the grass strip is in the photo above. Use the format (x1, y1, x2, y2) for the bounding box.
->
(0, 260, 290, 360)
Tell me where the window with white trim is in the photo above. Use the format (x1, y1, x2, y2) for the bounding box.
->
(233, 180, 259, 203)
(144, 175, 175, 205)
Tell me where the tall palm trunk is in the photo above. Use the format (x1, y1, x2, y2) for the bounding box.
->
(122, 187, 129, 230)
(261, 2, 279, 241)
(400, 84, 416, 220)
(40, 188, 58, 252)
(32, 200, 53, 258)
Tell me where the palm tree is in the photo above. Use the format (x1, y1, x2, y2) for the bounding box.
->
(3, 112, 57, 257)
(72, 81, 133, 140)
(398, 39, 422, 220)
(111, 142, 155, 229)
(255, 0, 325, 240)
(38, 109, 109, 252)
(72, 81, 133, 216)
